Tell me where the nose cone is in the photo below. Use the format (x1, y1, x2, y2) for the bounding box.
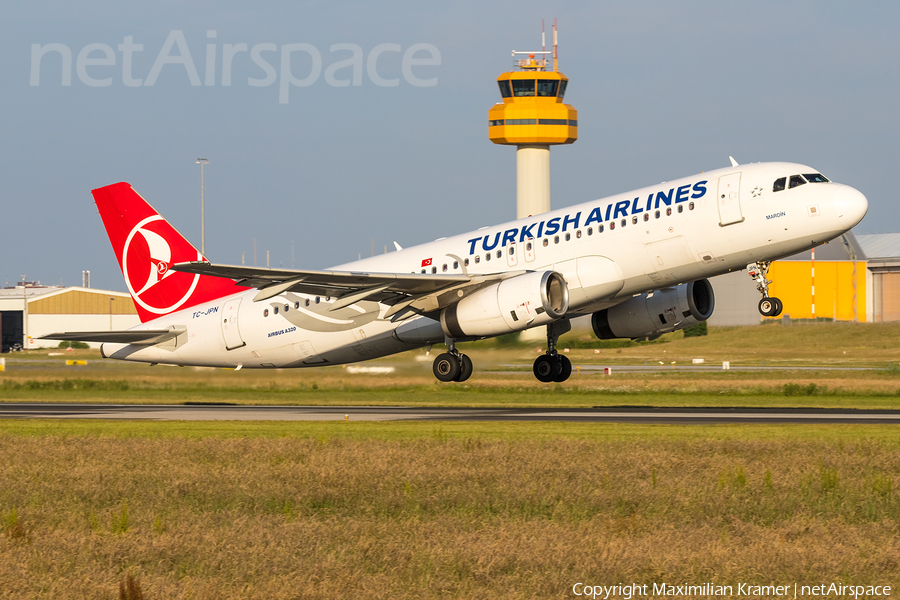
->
(834, 185, 868, 229)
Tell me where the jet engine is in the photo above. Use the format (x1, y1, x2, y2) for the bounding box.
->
(591, 279, 714, 340)
(441, 271, 569, 338)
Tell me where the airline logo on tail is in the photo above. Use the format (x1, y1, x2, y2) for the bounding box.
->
(122, 215, 203, 315)
(93, 182, 243, 322)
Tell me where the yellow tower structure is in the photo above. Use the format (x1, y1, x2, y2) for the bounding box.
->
(489, 21, 577, 219)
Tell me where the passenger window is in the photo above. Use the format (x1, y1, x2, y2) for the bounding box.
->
(305, 299, 310, 307)
(431, 266, 437, 274)
(526, 241, 533, 250)
(632, 216, 638, 225)
(475, 256, 480, 264)
(620, 219, 626, 227)
(565, 233, 571, 241)
(442, 264, 447, 272)
(421, 269, 426, 273)
(453, 261, 459, 269)
(666, 207, 672, 216)
(789, 175, 807, 189)
(677, 205, 683, 213)
(496, 250, 502, 259)
(294, 302, 299, 309)
(274, 306, 279, 315)
(587, 227, 593, 236)
(773, 177, 786, 192)
(689, 202, 695, 210)
(643, 213, 649, 222)
(315, 297, 320, 304)
(284, 304, 289, 312)
(598, 224, 604, 233)
(803, 173, 829, 183)
(543, 239, 549, 247)
(508, 246, 515, 255)
(263, 309, 269, 317)
(609, 221, 615, 230)
(655, 210, 661, 219)
(464, 258, 469, 266)
(485, 253, 491, 261)
(576, 230, 582, 239)
(554, 235, 560, 244)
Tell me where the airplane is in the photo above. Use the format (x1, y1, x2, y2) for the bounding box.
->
(44, 160, 868, 383)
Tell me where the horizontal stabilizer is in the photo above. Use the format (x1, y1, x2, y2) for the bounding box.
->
(41, 326, 186, 346)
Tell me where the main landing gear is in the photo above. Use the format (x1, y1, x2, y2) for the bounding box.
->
(533, 319, 572, 383)
(432, 338, 473, 383)
(748, 261, 783, 317)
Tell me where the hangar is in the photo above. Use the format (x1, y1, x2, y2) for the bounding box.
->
(0, 283, 139, 351)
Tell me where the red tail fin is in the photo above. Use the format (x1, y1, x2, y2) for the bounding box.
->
(92, 182, 242, 323)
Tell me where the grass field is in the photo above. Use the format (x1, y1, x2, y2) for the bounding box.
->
(1, 323, 899, 598)
(0, 420, 898, 599)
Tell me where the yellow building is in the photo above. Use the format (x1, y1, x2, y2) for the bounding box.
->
(769, 260, 867, 321)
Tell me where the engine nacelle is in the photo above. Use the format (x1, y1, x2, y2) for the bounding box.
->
(441, 271, 569, 338)
(591, 279, 715, 340)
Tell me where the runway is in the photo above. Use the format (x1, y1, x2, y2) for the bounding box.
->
(1, 403, 899, 424)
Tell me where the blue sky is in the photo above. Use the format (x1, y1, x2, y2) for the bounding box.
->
(2, 1, 897, 291)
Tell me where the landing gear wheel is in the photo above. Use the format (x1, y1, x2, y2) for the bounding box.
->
(554, 355, 572, 383)
(433, 352, 460, 382)
(455, 354, 473, 382)
(534, 355, 562, 383)
(758, 297, 782, 317)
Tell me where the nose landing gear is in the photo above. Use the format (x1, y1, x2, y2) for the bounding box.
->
(533, 319, 573, 383)
(432, 338, 473, 382)
(748, 261, 783, 317)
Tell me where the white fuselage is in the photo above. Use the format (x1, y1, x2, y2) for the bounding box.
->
(102, 162, 867, 368)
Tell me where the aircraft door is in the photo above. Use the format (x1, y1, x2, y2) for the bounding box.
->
(524, 239, 535, 263)
(221, 298, 246, 350)
(717, 173, 744, 226)
(507, 242, 518, 267)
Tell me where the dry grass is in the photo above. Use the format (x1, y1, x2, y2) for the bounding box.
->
(0, 427, 897, 598)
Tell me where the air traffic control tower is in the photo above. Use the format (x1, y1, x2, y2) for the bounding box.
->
(489, 22, 577, 219)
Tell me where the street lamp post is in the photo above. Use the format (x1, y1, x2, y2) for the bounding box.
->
(196, 158, 209, 256)
(109, 297, 115, 330)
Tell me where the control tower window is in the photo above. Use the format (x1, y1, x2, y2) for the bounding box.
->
(558, 79, 568, 100)
(773, 177, 786, 192)
(536, 79, 558, 97)
(498, 80, 512, 98)
(789, 175, 807, 189)
(512, 79, 535, 97)
(803, 173, 830, 183)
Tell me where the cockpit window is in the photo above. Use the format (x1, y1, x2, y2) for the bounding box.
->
(789, 175, 807, 189)
(803, 173, 829, 183)
(773, 177, 786, 192)
(512, 79, 535, 97)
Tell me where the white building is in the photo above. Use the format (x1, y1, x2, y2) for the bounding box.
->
(0, 285, 139, 351)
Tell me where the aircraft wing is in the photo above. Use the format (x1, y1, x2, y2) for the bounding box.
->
(41, 327, 186, 345)
(172, 261, 523, 319)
